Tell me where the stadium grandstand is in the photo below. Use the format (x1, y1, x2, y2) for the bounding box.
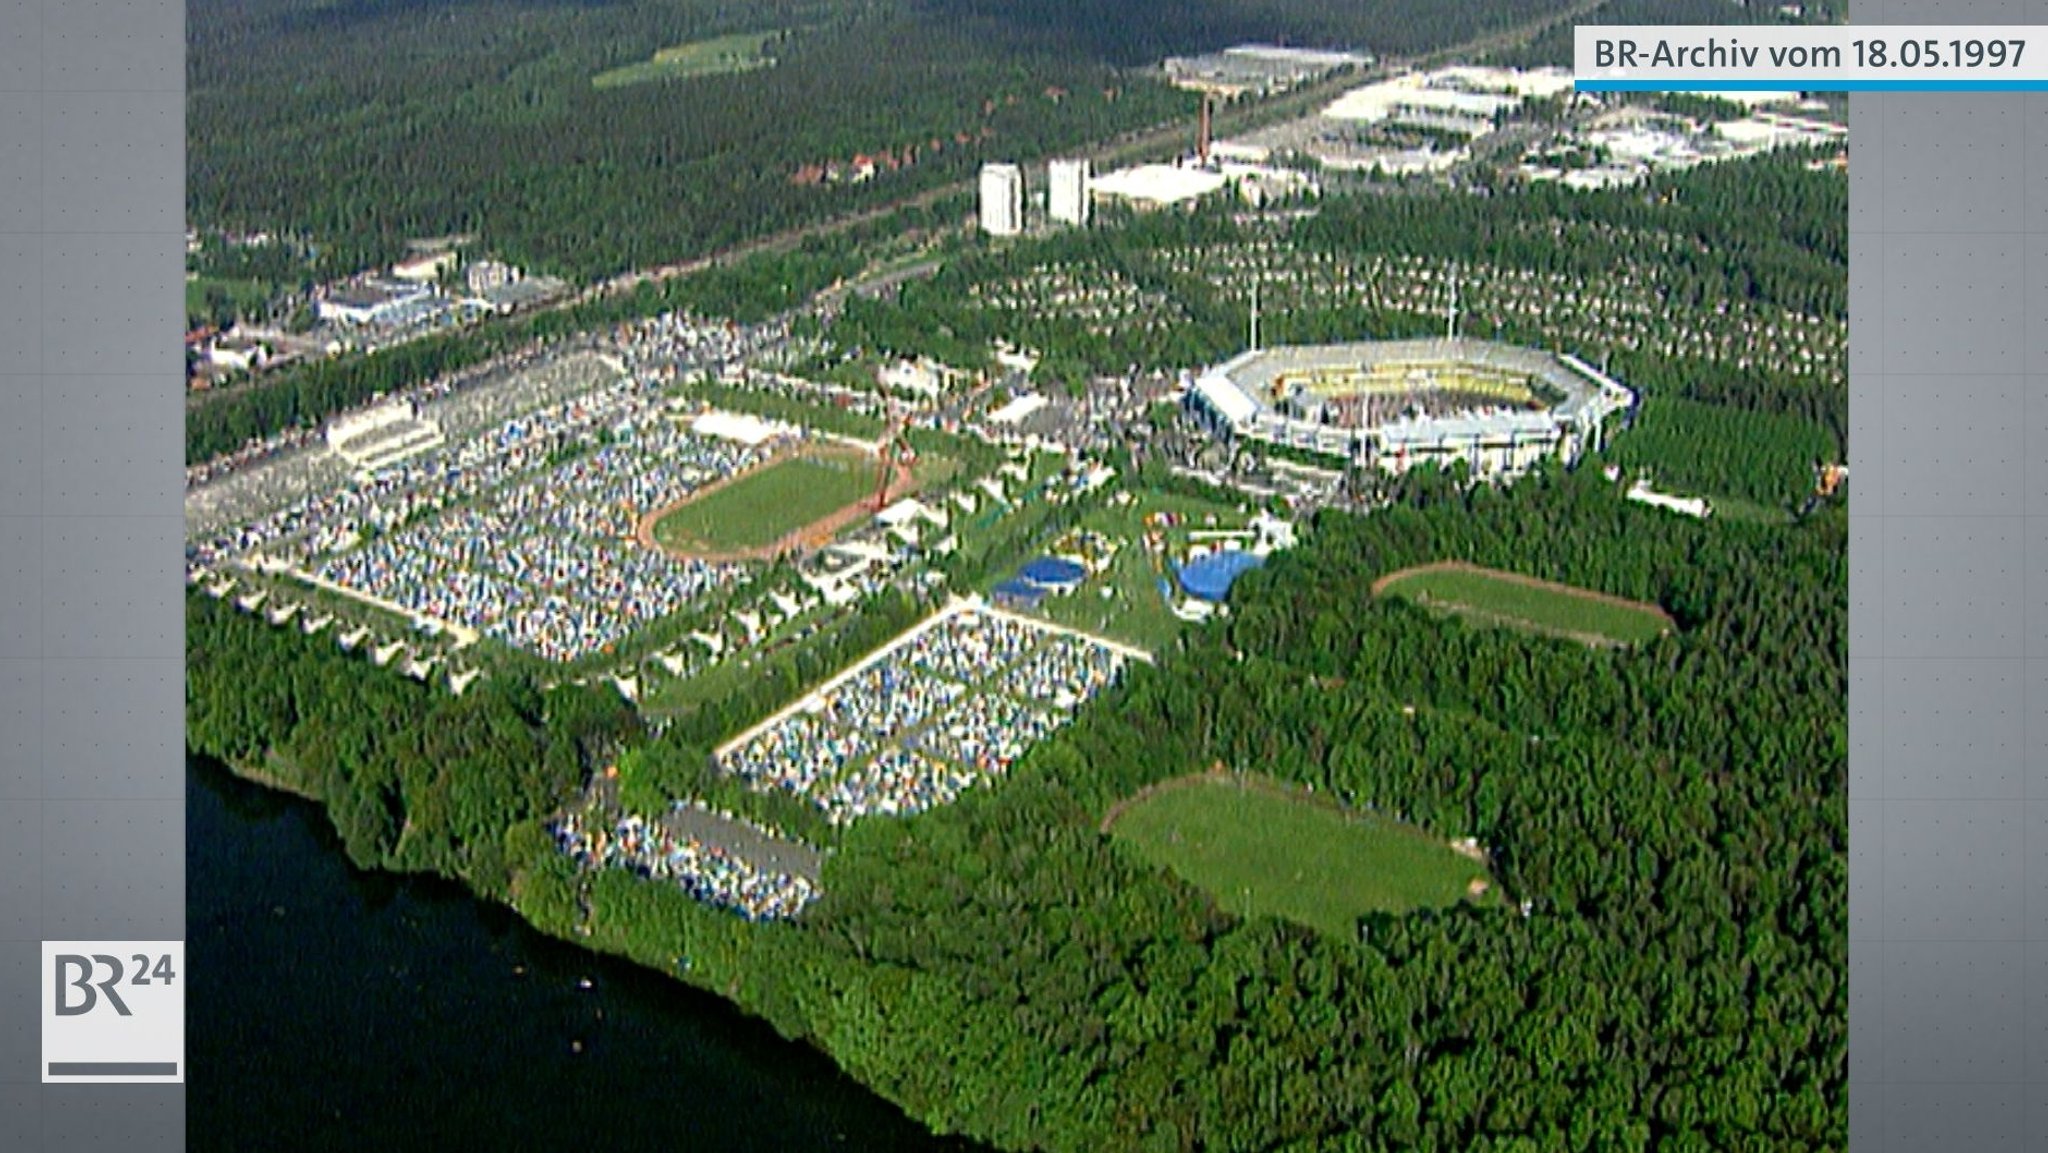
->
(1184, 337, 1634, 480)
(325, 400, 446, 477)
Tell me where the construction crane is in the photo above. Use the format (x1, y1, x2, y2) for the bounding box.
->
(872, 405, 918, 512)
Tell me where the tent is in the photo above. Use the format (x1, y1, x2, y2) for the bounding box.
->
(1019, 556, 1087, 592)
(1176, 550, 1265, 603)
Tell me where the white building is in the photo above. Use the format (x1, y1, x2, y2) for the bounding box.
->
(1626, 479, 1713, 519)
(315, 280, 432, 326)
(1048, 158, 1092, 226)
(1184, 339, 1635, 481)
(465, 260, 523, 295)
(391, 251, 458, 283)
(1090, 163, 1229, 210)
(979, 163, 1025, 236)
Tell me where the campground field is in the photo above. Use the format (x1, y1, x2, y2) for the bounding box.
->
(1105, 773, 1494, 937)
(1372, 561, 1673, 647)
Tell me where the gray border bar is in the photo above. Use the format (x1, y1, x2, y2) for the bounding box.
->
(46, 1064, 177, 1078)
(1, 0, 187, 1149)
(1848, 0, 2048, 1149)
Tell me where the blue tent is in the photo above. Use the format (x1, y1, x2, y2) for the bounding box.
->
(1018, 556, 1087, 591)
(1176, 550, 1265, 603)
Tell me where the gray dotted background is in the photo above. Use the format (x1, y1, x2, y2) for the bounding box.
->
(0, 0, 185, 1148)
(1854, 0, 2048, 1148)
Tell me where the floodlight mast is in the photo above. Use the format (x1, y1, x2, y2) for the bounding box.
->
(1250, 278, 1261, 352)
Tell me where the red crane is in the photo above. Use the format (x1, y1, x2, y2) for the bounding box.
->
(872, 409, 917, 512)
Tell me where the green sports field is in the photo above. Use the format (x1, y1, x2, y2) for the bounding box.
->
(652, 452, 874, 554)
(1375, 564, 1671, 647)
(1107, 776, 1493, 937)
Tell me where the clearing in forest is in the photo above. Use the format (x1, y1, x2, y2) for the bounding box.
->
(1372, 561, 1672, 647)
(593, 31, 783, 90)
(1104, 772, 1494, 938)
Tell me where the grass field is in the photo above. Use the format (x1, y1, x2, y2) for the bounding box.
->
(593, 31, 782, 89)
(1027, 491, 1247, 652)
(653, 451, 875, 554)
(1108, 775, 1493, 937)
(1375, 563, 1671, 647)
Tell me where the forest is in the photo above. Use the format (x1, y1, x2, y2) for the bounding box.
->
(1604, 396, 1837, 510)
(188, 0, 1690, 285)
(188, 459, 1846, 1151)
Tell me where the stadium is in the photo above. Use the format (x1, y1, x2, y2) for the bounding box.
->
(1184, 337, 1636, 479)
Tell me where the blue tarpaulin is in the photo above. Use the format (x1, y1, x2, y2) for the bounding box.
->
(1019, 557, 1087, 590)
(1176, 550, 1264, 602)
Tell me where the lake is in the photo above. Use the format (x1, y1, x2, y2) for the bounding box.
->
(186, 757, 977, 1152)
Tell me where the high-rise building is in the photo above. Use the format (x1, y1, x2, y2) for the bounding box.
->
(979, 163, 1025, 236)
(1047, 159, 1092, 226)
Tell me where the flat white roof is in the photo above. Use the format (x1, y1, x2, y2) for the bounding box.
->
(1092, 164, 1229, 206)
(1193, 371, 1263, 425)
(987, 394, 1050, 424)
(692, 409, 786, 447)
(1221, 45, 1373, 67)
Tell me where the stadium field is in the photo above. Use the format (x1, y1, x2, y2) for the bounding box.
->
(651, 449, 876, 555)
(1105, 773, 1493, 937)
(1373, 561, 1672, 647)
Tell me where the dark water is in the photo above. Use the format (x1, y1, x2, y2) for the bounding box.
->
(186, 757, 977, 1153)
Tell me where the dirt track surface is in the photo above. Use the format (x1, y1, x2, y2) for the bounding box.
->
(1369, 560, 1676, 630)
(634, 450, 916, 564)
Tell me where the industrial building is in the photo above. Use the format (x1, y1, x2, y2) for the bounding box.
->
(1323, 67, 1576, 140)
(1090, 163, 1229, 209)
(316, 280, 434, 327)
(1048, 159, 1092, 226)
(1184, 337, 1635, 480)
(979, 163, 1025, 236)
(1165, 44, 1374, 97)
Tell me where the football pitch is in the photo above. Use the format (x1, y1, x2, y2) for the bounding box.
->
(651, 451, 875, 555)
(1373, 562, 1672, 647)
(1106, 774, 1493, 937)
